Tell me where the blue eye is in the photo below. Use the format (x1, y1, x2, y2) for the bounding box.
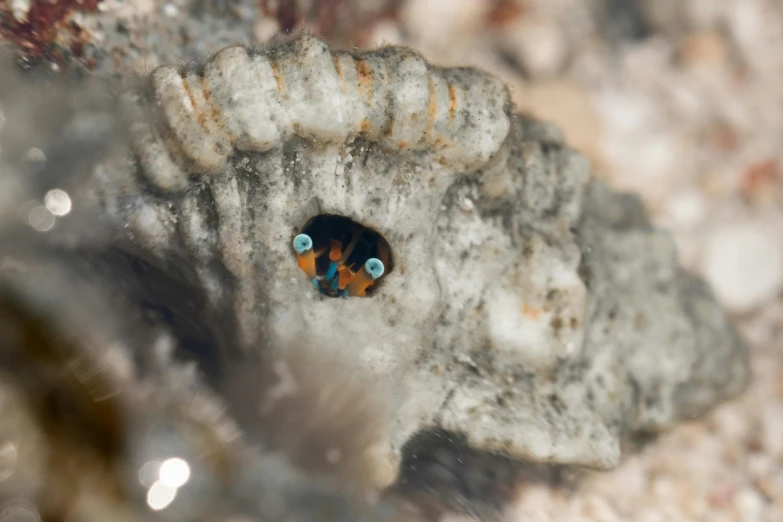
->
(293, 234, 313, 254)
(364, 258, 384, 280)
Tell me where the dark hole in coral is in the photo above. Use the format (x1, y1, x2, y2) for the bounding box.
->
(293, 214, 393, 298)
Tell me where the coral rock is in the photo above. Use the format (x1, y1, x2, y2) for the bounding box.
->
(96, 35, 749, 478)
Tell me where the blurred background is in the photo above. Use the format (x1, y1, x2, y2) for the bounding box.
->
(1, 0, 782, 520)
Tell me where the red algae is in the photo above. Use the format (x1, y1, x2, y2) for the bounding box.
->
(0, 0, 103, 66)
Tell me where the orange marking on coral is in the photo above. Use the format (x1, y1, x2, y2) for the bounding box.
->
(200, 77, 225, 128)
(360, 119, 371, 132)
(356, 59, 373, 103)
(521, 304, 541, 320)
(270, 59, 287, 98)
(424, 76, 437, 137)
(448, 84, 457, 123)
(333, 55, 343, 78)
(199, 76, 212, 103)
(181, 76, 207, 128)
(333, 55, 347, 91)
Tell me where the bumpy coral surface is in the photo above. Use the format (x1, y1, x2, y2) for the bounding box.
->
(94, 34, 749, 481)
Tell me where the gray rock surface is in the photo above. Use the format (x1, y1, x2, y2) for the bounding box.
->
(90, 33, 749, 480)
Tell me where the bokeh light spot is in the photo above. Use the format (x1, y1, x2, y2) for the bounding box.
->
(27, 205, 54, 232)
(146, 481, 177, 511)
(159, 457, 191, 488)
(44, 189, 72, 217)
